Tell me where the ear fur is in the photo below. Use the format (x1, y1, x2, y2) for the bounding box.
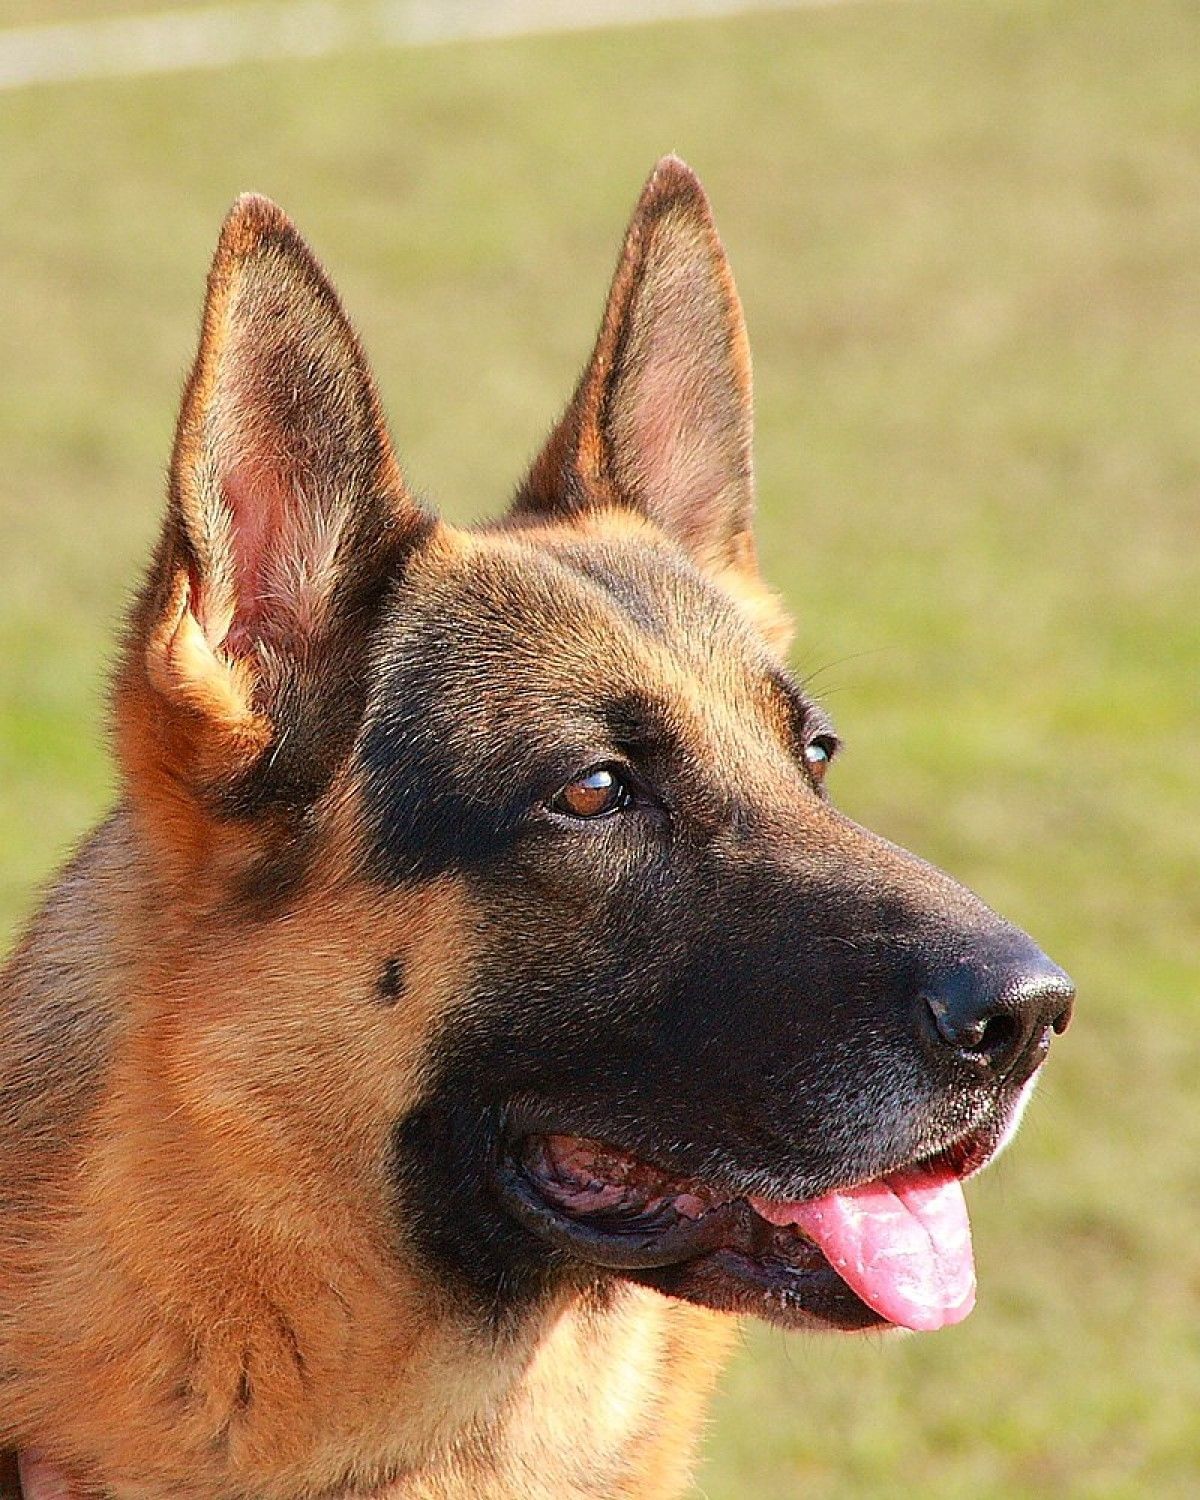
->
(116, 196, 428, 851)
(513, 157, 758, 576)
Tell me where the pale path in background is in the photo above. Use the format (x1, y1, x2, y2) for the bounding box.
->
(0, 0, 909, 93)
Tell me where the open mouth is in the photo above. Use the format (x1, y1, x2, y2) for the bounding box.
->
(494, 1120, 1014, 1333)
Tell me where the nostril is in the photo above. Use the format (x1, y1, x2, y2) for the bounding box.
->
(921, 994, 1025, 1066)
(973, 1011, 1021, 1060)
(920, 951, 1073, 1080)
(924, 994, 1004, 1052)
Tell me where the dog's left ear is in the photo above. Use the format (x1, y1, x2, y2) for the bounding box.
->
(513, 156, 757, 576)
(116, 195, 430, 866)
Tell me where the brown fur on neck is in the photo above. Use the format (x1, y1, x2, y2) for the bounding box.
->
(0, 808, 733, 1499)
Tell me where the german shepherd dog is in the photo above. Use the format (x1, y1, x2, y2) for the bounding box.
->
(0, 158, 1073, 1499)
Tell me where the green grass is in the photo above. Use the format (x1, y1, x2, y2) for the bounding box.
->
(2, 1, 1198, 1494)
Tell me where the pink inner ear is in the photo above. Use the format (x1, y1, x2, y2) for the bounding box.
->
(630, 359, 683, 483)
(630, 358, 710, 496)
(623, 333, 731, 547)
(603, 229, 748, 557)
(220, 458, 290, 656)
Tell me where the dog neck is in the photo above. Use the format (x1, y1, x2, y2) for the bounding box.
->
(0, 813, 733, 1498)
(5, 1276, 729, 1499)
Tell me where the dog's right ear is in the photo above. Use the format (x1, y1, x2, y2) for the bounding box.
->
(116, 196, 429, 861)
(512, 157, 757, 577)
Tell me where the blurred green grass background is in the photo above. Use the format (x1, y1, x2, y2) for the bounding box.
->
(1, 1, 1198, 1494)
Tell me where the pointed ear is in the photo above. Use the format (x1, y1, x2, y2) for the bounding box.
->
(513, 157, 757, 574)
(116, 196, 429, 843)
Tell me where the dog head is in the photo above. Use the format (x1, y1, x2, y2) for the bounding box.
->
(114, 159, 1072, 1346)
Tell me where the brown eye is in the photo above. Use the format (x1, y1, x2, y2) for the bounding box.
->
(551, 766, 631, 819)
(804, 737, 836, 784)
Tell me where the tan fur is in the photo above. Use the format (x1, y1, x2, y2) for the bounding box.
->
(0, 795, 733, 1498)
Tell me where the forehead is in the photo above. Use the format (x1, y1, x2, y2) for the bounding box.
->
(376, 525, 788, 736)
(356, 525, 811, 882)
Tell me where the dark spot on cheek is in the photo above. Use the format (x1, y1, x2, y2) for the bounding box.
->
(378, 956, 406, 1005)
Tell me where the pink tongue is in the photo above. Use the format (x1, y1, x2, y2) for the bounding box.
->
(750, 1170, 976, 1331)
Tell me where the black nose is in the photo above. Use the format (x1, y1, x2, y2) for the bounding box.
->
(918, 938, 1074, 1084)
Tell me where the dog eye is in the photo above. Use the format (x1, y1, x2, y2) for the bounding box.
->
(550, 766, 632, 820)
(804, 736, 837, 784)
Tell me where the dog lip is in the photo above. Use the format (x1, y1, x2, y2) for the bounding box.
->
(492, 1151, 764, 1271)
(490, 1134, 879, 1330)
(630, 1248, 892, 1333)
(493, 1097, 1025, 1281)
(492, 1138, 889, 1332)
